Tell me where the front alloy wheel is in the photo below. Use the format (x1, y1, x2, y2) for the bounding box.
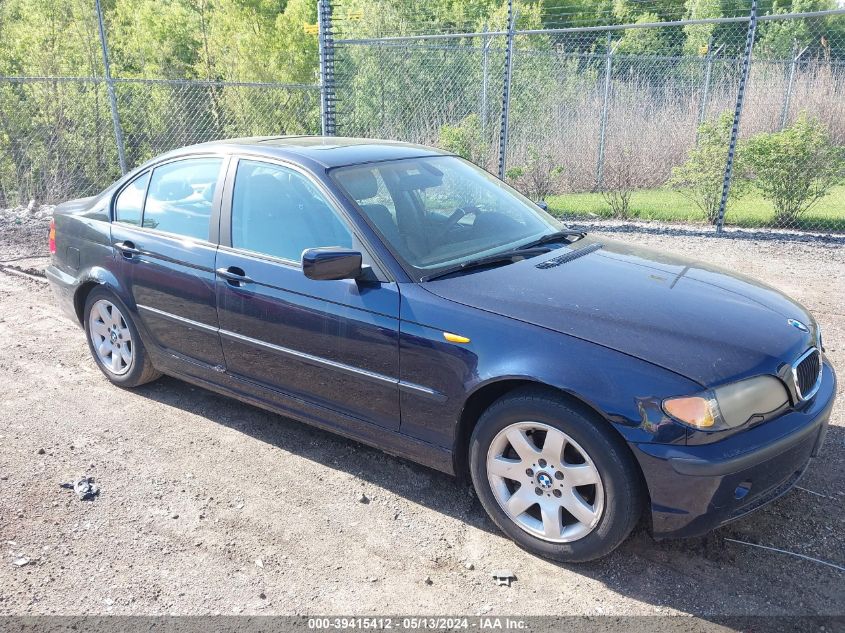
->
(487, 422, 604, 543)
(470, 388, 644, 562)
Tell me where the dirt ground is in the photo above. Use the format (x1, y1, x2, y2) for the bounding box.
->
(1, 208, 843, 623)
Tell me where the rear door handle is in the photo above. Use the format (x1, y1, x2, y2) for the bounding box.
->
(216, 266, 254, 286)
(114, 241, 140, 258)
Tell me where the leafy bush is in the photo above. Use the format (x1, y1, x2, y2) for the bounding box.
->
(599, 145, 655, 219)
(438, 114, 486, 166)
(599, 157, 635, 219)
(505, 147, 564, 201)
(599, 187, 632, 219)
(669, 111, 745, 224)
(741, 113, 845, 226)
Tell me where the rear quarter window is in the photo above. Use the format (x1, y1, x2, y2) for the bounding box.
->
(114, 172, 150, 226)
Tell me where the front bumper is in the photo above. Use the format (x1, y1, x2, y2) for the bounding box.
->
(634, 360, 836, 538)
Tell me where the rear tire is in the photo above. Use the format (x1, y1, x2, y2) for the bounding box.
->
(469, 388, 644, 562)
(84, 287, 161, 388)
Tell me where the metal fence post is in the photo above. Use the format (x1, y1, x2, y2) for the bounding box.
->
(697, 40, 722, 140)
(480, 26, 490, 139)
(497, 0, 515, 180)
(318, 0, 336, 136)
(780, 39, 808, 130)
(95, 0, 126, 175)
(715, 0, 758, 233)
(595, 31, 614, 191)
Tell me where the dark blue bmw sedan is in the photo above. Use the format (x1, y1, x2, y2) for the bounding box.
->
(45, 137, 835, 562)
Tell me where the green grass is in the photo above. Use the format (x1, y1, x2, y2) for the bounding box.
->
(546, 185, 845, 232)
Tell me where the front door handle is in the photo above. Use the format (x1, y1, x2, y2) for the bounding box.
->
(114, 241, 140, 258)
(216, 266, 254, 286)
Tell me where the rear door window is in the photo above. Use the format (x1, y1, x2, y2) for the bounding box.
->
(143, 158, 223, 241)
(114, 171, 150, 226)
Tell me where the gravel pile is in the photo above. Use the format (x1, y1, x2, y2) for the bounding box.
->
(0, 204, 55, 261)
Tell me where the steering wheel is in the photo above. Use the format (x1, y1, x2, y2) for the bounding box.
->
(432, 205, 476, 241)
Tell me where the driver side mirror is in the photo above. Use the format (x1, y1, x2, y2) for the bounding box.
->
(302, 247, 363, 281)
(536, 201, 549, 212)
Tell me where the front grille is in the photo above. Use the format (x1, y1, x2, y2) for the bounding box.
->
(793, 348, 821, 400)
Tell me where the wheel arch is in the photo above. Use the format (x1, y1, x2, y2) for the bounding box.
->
(74, 280, 101, 324)
(453, 379, 643, 486)
(72, 267, 128, 325)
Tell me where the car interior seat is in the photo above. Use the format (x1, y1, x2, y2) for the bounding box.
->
(338, 170, 402, 247)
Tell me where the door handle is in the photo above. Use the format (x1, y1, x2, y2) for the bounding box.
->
(216, 266, 254, 286)
(114, 241, 140, 258)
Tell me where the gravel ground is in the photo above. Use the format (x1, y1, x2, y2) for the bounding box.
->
(0, 208, 843, 622)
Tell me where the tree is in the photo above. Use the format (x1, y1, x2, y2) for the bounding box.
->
(109, 0, 202, 79)
(0, 0, 116, 203)
(615, 13, 668, 55)
(742, 113, 844, 226)
(755, 0, 841, 59)
(683, 0, 722, 56)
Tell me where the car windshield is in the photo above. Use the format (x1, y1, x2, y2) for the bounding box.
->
(331, 156, 567, 281)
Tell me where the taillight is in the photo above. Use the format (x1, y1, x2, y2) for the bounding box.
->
(49, 218, 56, 254)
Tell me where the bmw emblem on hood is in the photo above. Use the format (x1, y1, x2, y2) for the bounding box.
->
(787, 318, 809, 333)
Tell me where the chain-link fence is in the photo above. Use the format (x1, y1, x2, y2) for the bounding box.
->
(332, 9, 845, 233)
(0, 77, 320, 207)
(335, 38, 507, 171)
(1, 1, 843, 234)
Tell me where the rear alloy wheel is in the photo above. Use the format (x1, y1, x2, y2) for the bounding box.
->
(88, 298, 133, 376)
(83, 287, 161, 388)
(470, 388, 644, 562)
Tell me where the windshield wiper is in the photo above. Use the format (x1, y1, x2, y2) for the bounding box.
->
(421, 247, 550, 282)
(520, 229, 586, 249)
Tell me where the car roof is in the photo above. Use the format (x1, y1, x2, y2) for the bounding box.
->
(164, 135, 452, 169)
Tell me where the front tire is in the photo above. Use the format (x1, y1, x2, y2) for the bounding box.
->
(84, 287, 161, 388)
(469, 388, 644, 563)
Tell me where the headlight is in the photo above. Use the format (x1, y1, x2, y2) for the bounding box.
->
(663, 375, 789, 431)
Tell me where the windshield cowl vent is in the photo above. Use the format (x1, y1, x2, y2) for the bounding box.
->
(535, 243, 602, 269)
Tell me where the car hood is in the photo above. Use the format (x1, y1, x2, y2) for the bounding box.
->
(422, 236, 817, 386)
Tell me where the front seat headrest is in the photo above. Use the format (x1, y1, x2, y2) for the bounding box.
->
(155, 178, 194, 202)
(336, 169, 378, 201)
